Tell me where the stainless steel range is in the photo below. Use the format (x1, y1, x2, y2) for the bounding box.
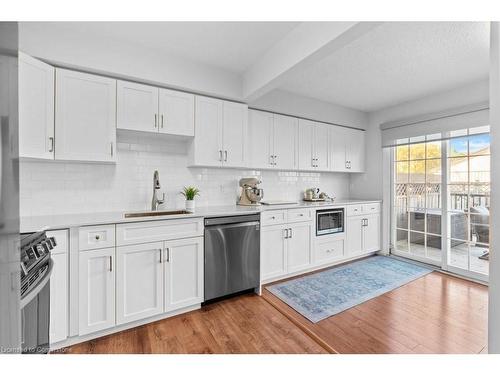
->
(20, 231, 56, 354)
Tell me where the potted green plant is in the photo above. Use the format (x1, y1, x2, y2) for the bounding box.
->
(181, 186, 200, 212)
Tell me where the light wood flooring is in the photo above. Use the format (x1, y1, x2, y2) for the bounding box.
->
(61, 270, 488, 354)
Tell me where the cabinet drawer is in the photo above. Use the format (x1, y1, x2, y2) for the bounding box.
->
(79, 225, 115, 251)
(261, 210, 287, 226)
(346, 205, 363, 216)
(287, 208, 313, 223)
(117, 218, 203, 246)
(314, 238, 344, 265)
(47, 229, 69, 255)
(363, 203, 381, 214)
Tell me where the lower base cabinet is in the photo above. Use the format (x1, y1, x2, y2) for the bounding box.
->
(78, 247, 115, 336)
(164, 237, 204, 311)
(116, 242, 164, 325)
(261, 221, 313, 281)
(346, 213, 381, 257)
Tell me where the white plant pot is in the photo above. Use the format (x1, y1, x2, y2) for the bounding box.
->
(185, 200, 195, 212)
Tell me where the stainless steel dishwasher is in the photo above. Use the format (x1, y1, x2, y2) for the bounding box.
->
(204, 214, 260, 301)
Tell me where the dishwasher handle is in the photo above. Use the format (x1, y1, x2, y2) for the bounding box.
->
(205, 214, 260, 227)
(205, 221, 260, 231)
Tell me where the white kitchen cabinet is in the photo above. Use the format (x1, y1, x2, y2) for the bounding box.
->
(330, 126, 365, 172)
(363, 213, 381, 253)
(346, 210, 380, 257)
(117, 80, 159, 133)
(55, 69, 116, 162)
(164, 237, 204, 312)
(191, 96, 247, 168)
(117, 81, 194, 136)
(248, 109, 274, 168)
(19, 52, 55, 160)
(116, 242, 164, 324)
(47, 229, 68, 345)
(260, 224, 288, 280)
(158, 88, 195, 136)
(79, 247, 115, 335)
(192, 96, 223, 166)
(273, 114, 298, 170)
(286, 221, 313, 273)
(247, 110, 297, 170)
(298, 119, 329, 170)
(222, 100, 247, 167)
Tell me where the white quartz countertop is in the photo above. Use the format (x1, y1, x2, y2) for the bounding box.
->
(20, 199, 382, 233)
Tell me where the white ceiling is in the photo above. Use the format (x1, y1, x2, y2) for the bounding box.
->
(279, 22, 490, 112)
(37, 22, 299, 74)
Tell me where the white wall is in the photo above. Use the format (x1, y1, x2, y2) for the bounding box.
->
(489, 21, 500, 354)
(19, 132, 351, 217)
(18, 22, 242, 101)
(250, 89, 368, 129)
(350, 78, 489, 201)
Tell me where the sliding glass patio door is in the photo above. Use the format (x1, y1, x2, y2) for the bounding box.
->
(391, 126, 490, 282)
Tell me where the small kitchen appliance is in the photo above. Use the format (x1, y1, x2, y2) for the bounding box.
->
(237, 177, 264, 206)
(316, 208, 344, 236)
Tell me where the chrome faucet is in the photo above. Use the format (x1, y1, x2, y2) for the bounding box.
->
(151, 170, 165, 211)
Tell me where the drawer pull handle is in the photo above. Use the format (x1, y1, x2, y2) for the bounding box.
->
(109, 256, 112, 272)
(271, 216, 275, 219)
(95, 235, 100, 240)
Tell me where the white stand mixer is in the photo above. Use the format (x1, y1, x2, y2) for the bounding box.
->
(237, 178, 264, 206)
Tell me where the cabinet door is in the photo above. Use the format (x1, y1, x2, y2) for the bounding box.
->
(297, 119, 314, 170)
(260, 225, 287, 281)
(19, 52, 55, 159)
(158, 88, 194, 136)
(164, 237, 204, 312)
(222, 101, 247, 167)
(117, 80, 158, 133)
(314, 123, 330, 170)
(287, 222, 312, 273)
(330, 126, 348, 171)
(55, 69, 116, 162)
(273, 114, 297, 170)
(363, 214, 380, 253)
(347, 129, 366, 172)
(49, 252, 68, 344)
(79, 247, 115, 335)
(346, 216, 363, 257)
(116, 242, 164, 324)
(192, 96, 223, 166)
(48, 229, 68, 344)
(248, 109, 273, 168)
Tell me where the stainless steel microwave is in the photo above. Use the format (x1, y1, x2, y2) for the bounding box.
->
(316, 208, 344, 236)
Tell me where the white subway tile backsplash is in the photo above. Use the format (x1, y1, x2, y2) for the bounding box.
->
(20, 135, 350, 216)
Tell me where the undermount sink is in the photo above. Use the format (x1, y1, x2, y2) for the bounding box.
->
(124, 210, 192, 218)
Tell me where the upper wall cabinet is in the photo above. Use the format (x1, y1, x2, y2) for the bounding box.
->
(298, 119, 329, 171)
(19, 52, 55, 160)
(116, 80, 159, 133)
(330, 126, 365, 172)
(189, 96, 247, 168)
(247, 110, 297, 170)
(158, 88, 195, 136)
(55, 69, 117, 162)
(117, 80, 195, 136)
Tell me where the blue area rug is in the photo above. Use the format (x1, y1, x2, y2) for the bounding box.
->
(266, 256, 432, 323)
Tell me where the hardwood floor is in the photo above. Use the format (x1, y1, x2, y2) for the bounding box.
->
(61, 270, 488, 354)
(262, 271, 488, 354)
(61, 293, 328, 354)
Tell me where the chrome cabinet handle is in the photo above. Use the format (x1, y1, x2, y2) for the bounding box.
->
(219, 150, 223, 161)
(154, 114, 157, 128)
(289, 228, 293, 238)
(48, 137, 54, 153)
(166, 248, 170, 262)
(284, 228, 289, 239)
(161, 114, 164, 128)
(110, 142, 114, 156)
(224, 150, 228, 162)
(159, 249, 162, 263)
(95, 234, 100, 240)
(109, 256, 112, 272)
